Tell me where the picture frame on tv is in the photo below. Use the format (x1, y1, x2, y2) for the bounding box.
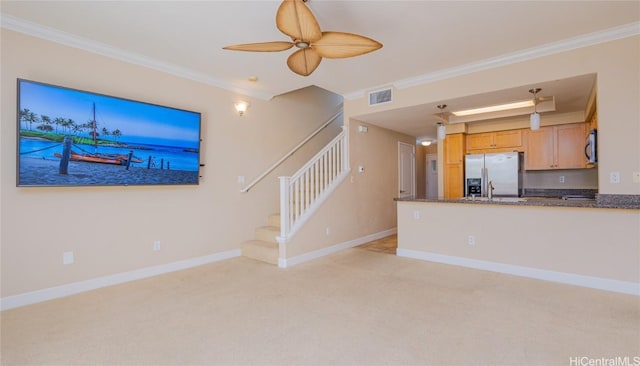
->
(16, 79, 202, 187)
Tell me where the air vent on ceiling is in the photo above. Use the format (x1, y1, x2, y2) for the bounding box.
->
(368, 88, 392, 106)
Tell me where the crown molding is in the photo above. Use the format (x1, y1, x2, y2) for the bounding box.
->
(0, 14, 275, 101)
(344, 21, 640, 101)
(3, 13, 637, 103)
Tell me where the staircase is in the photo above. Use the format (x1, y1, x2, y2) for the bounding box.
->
(241, 213, 280, 265)
(240, 126, 349, 267)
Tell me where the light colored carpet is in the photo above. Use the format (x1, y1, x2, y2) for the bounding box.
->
(1, 245, 639, 365)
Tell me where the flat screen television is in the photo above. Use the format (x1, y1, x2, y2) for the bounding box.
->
(16, 79, 202, 187)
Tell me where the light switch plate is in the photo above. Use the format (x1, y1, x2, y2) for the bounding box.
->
(633, 172, 640, 184)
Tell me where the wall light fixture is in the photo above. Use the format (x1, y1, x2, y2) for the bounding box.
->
(234, 101, 249, 116)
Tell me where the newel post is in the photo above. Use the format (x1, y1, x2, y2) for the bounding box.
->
(279, 176, 291, 240)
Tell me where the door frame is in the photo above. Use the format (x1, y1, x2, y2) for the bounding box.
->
(398, 142, 416, 198)
(426, 153, 438, 199)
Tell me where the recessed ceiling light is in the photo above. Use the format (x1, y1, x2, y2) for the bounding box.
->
(451, 100, 534, 117)
(248, 76, 258, 82)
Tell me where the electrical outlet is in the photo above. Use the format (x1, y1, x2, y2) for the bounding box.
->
(413, 210, 420, 220)
(63, 251, 74, 265)
(467, 235, 476, 246)
(610, 172, 620, 184)
(559, 175, 565, 183)
(153, 240, 161, 251)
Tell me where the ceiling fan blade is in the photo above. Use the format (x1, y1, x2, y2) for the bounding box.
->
(287, 48, 322, 76)
(223, 41, 294, 52)
(312, 31, 382, 59)
(276, 0, 322, 43)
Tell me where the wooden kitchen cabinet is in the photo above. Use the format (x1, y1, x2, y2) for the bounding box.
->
(445, 133, 465, 164)
(525, 127, 554, 169)
(467, 130, 523, 151)
(525, 123, 586, 170)
(556, 124, 587, 168)
(444, 164, 464, 199)
(444, 133, 465, 199)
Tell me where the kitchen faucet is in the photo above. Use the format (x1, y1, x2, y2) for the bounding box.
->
(488, 180, 495, 200)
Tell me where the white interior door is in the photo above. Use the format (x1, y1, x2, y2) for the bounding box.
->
(426, 153, 438, 199)
(398, 142, 415, 198)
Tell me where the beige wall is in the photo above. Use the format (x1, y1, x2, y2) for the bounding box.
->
(524, 169, 598, 190)
(0, 30, 342, 297)
(3, 28, 638, 300)
(345, 36, 640, 195)
(285, 120, 414, 258)
(398, 201, 639, 283)
(341, 35, 639, 286)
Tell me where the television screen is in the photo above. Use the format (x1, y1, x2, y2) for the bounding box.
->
(16, 79, 202, 187)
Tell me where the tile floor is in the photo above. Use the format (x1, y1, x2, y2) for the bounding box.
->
(355, 234, 397, 254)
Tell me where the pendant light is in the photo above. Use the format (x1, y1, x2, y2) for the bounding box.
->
(529, 88, 541, 130)
(437, 104, 447, 140)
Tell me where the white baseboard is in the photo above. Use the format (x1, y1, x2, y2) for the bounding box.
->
(279, 228, 397, 268)
(397, 248, 640, 296)
(1, 249, 241, 311)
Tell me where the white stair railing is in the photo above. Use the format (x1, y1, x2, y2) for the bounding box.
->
(278, 127, 350, 243)
(240, 108, 343, 193)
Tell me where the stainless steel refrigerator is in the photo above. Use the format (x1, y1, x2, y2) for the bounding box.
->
(465, 152, 522, 197)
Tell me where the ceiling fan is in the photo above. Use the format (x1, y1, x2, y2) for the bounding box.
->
(222, 0, 383, 76)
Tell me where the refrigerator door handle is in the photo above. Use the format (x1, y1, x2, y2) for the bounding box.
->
(481, 167, 487, 197)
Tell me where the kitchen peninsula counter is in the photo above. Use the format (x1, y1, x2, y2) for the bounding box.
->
(395, 194, 640, 210)
(395, 194, 640, 295)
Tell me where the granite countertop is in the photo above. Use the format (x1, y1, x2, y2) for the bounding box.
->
(395, 193, 640, 210)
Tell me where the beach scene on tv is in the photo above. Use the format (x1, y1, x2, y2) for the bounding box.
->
(17, 79, 201, 187)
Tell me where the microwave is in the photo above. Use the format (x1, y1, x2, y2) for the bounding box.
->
(585, 129, 597, 164)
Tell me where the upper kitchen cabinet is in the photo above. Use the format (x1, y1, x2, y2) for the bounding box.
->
(467, 130, 523, 152)
(525, 123, 586, 170)
(444, 133, 465, 199)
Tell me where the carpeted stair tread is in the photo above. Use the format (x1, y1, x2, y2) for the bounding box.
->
(241, 240, 278, 265)
(255, 225, 280, 243)
(267, 213, 280, 227)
